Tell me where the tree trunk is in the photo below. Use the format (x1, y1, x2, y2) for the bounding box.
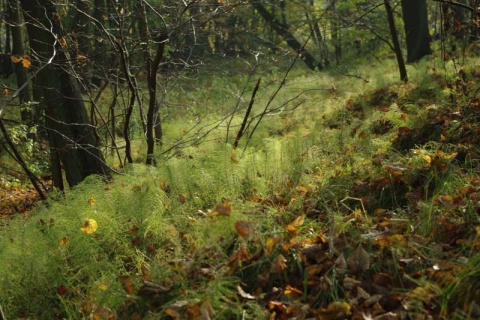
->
(400, 0, 432, 63)
(138, 2, 167, 165)
(250, 1, 320, 71)
(385, 0, 408, 82)
(7, 0, 32, 122)
(21, 0, 110, 188)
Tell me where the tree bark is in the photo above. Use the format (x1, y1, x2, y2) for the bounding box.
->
(400, 0, 432, 63)
(21, 0, 110, 188)
(250, 1, 320, 71)
(385, 0, 408, 82)
(7, 0, 32, 116)
(138, 2, 167, 165)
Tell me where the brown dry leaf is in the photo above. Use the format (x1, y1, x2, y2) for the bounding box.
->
(316, 301, 351, 320)
(208, 200, 232, 217)
(235, 220, 254, 238)
(3, 88, 8, 96)
(118, 275, 135, 295)
(270, 254, 287, 273)
(58, 37, 67, 48)
(87, 197, 96, 205)
(76, 54, 88, 64)
(347, 245, 370, 274)
(376, 234, 407, 249)
(178, 193, 186, 204)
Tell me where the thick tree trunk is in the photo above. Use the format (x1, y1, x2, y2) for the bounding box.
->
(385, 0, 408, 82)
(250, 1, 321, 71)
(400, 0, 432, 63)
(21, 0, 110, 188)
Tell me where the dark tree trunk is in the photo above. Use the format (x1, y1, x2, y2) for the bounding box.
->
(250, 1, 321, 71)
(21, 0, 110, 188)
(400, 0, 432, 63)
(138, 2, 167, 165)
(385, 0, 408, 82)
(7, 0, 32, 123)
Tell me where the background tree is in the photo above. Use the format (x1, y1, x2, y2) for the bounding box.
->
(20, 0, 110, 188)
(401, 0, 432, 62)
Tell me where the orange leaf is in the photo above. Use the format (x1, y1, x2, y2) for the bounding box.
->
(59, 236, 69, 247)
(118, 275, 135, 294)
(235, 220, 253, 238)
(10, 55, 22, 63)
(21, 56, 31, 68)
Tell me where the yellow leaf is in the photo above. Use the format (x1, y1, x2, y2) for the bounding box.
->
(21, 56, 31, 68)
(3, 88, 9, 96)
(165, 308, 181, 318)
(266, 236, 282, 256)
(80, 218, 98, 234)
(423, 155, 432, 166)
(97, 283, 109, 291)
(287, 214, 305, 228)
(317, 301, 351, 320)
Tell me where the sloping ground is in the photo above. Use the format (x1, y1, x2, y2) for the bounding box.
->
(1, 61, 480, 319)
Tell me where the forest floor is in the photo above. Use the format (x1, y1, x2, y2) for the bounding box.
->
(1, 56, 480, 319)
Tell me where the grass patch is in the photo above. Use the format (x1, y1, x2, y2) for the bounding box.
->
(2, 53, 480, 319)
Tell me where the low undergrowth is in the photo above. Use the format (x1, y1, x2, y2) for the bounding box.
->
(2, 56, 480, 319)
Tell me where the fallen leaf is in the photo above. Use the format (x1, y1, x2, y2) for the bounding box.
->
(56, 285, 68, 296)
(316, 301, 351, 320)
(266, 235, 282, 256)
(235, 220, 254, 238)
(59, 236, 69, 247)
(165, 308, 181, 318)
(270, 254, 287, 273)
(208, 200, 232, 217)
(237, 285, 256, 299)
(118, 275, 135, 294)
(92, 306, 115, 320)
(80, 219, 98, 234)
(347, 245, 370, 274)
